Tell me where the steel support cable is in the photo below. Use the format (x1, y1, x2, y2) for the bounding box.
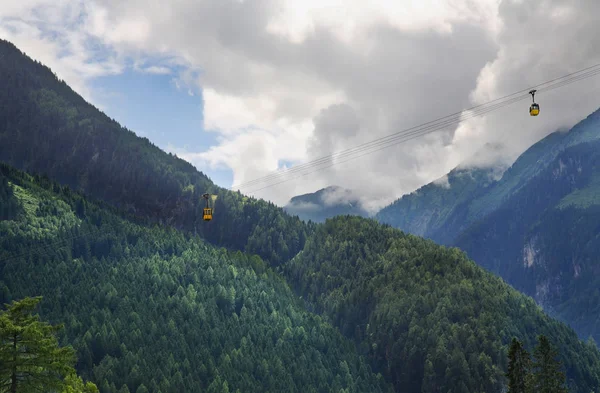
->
(243, 94, 533, 194)
(243, 67, 600, 194)
(231, 64, 600, 191)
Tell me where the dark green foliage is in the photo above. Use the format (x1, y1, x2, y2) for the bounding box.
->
(0, 167, 391, 393)
(0, 39, 312, 266)
(506, 336, 569, 393)
(0, 172, 21, 221)
(62, 372, 100, 393)
(284, 216, 600, 393)
(454, 140, 600, 343)
(531, 335, 568, 393)
(507, 338, 532, 393)
(0, 297, 76, 393)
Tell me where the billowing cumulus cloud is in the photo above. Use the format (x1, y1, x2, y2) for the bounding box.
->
(433, 174, 452, 189)
(0, 0, 123, 105)
(3, 0, 600, 212)
(319, 186, 360, 208)
(456, 0, 600, 173)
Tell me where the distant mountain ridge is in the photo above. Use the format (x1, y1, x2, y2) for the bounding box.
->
(376, 166, 499, 241)
(378, 109, 600, 244)
(284, 185, 369, 223)
(375, 106, 600, 342)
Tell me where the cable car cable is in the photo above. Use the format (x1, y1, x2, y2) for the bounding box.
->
(239, 67, 600, 194)
(239, 67, 600, 191)
(244, 72, 600, 194)
(234, 66, 600, 192)
(230, 63, 600, 191)
(231, 64, 600, 188)
(243, 95, 532, 194)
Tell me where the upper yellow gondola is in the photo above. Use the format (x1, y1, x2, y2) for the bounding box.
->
(202, 193, 218, 221)
(529, 89, 540, 116)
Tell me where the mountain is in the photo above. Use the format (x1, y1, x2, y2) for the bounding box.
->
(375, 166, 499, 242)
(454, 136, 600, 342)
(377, 113, 600, 245)
(375, 107, 600, 343)
(3, 37, 600, 392)
(3, 163, 600, 393)
(283, 186, 370, 223)
(0, 163, 392, 393)
(283, 216, 600, 393)
(0, 38, 312, 267)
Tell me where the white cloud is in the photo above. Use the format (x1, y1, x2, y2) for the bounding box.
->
(3, 0, 600, 212)
(433, 174, 451, 189)
(320, 186, 358, 207)
(285, 201, 321, 212)
(138, 65, 172, 75)
(0, 0, 123, 104)
(265, 0, 501, 44)
(202, 88, 276, 135)
(456, 0, 600, 171)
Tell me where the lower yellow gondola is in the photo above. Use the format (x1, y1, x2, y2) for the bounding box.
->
(202, 193, 218, 221)
(203, 207, 213, 221)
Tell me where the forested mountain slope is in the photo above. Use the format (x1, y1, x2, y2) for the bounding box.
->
(375, 166, 499, 242)
(4, 163, 599, 392)
(454, 138, 600, 342)
(284, 216, 600, 393)
(375, 108, 600, 343)
(0, 163, 392, 393)
(0, 39, 312, 266)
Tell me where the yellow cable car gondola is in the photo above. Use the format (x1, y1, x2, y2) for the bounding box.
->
(202, 193, 218, 221)
(529, 89, 540, 116)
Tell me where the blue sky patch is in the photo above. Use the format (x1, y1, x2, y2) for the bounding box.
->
(89, 68, 234, 188)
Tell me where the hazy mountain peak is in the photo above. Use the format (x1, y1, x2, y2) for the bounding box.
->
(285, 186, 369, 222)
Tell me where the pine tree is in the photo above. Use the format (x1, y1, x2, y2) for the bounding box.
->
(531, 335, 568, 393)
(0, 296, 76, 393)
(506, 338, 532, 393)
(62, 373, 100, 393)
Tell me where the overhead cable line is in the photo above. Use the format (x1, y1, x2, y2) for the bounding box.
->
(231, 63, 600, 193)
(235, 65, 600, 192)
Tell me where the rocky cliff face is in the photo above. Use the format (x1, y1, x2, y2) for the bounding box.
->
(455, 139, 600, 341)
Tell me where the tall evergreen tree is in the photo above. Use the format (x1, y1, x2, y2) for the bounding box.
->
(506, 338, 532, 393)
(62, 373, 100, 393)
(0, 296, 75, 393)
(531, 335, 568, 393)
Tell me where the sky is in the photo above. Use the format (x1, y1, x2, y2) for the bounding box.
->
(1, 0, 600, 213)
